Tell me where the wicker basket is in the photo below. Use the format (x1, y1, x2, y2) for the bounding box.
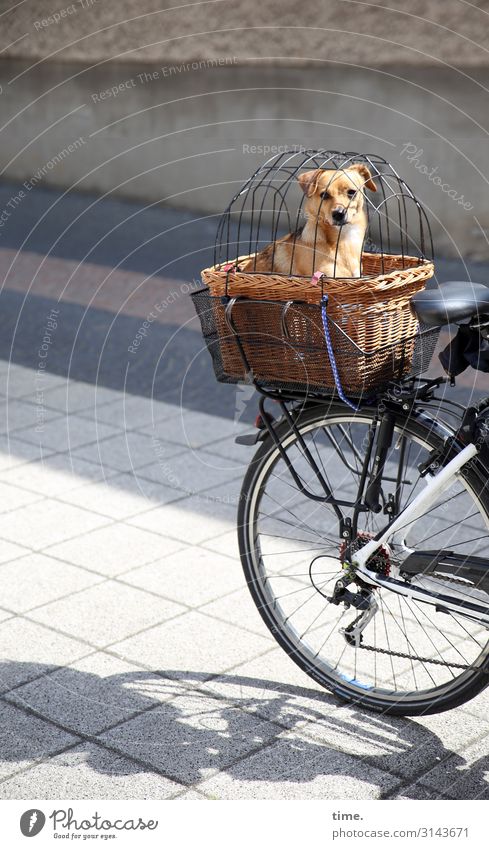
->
(197, 252, 435, 394)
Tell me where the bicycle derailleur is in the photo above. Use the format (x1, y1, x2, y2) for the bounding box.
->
(317, 530, 391, 648)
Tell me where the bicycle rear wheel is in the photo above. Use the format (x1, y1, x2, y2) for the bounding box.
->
(238, 402, 489, 715)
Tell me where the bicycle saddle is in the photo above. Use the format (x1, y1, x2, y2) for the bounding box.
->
(411, 281, 489, 327)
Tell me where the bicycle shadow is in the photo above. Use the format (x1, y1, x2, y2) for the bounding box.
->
(0, 662, 486, 799)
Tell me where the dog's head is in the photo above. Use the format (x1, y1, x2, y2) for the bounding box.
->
(298, 163, 377, 228)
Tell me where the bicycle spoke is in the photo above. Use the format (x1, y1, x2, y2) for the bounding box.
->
(258, 529, 336, 547)
(299, 598, 333, 640)
(282, 578, 335, 621)
(398, 596, 418, 690)
(241, 407, 489, 711)
(260, 487, 335, 542)
(309, 428, 335, 491)
(270, 570, 341, 578)
(446, 612, 484, 649)
(260, 545, 337, 556)
(438, 533, 489, 550)
(411, 599, 470, 665)
(313, 607, 349, 659)
(413, 510, 480, 547)
(404, 599, 455, 679)
(377, 593, 398, 688)
(390, 489, 471, 543)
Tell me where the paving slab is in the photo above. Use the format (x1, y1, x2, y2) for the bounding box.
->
(458, 685, 489, 722)
(201, 647, 489, 800)
(0, 481, 41, 513)
(401, 732, 489, 799)
(45, 522, 184, 577)
(0, 700, 78, 783)
(0, 499, 108, 549)
(199, 586, 275, 638)
(0, 366, 67, 401)
(198, 727, 401, 800)
(0, 618, 88, 694)
(41, 381, 126, 415)
(173, 788, 211, 800)
(29, 580, 186, 647)
(0, 435, 56, 471)
(0, 609, 14, 624)
(110, 611, 271, 680)
(6, 652, 180, 736)
(0, 552, 102, 612)
(0, 196, 486, 802)
(14, 413, 121, 452)
(74, 431, 186, 473)
(0, 399, 58, 435)
(298, 701, 487, 784)
(136, 409, 248, 451)
(394, 784, 444, 800)
(58, 471, 187, 519)
(94, 395, 181, 429)
(0, 453, 116, 497)
(123, 546, 245, 608)
(137, 449, 242, 496)
(98, 689, 283, 784)
(128, 495, 236, 545)
(202, 436, 257, 468)
(0, 741, 182, 799)
(202, 528, 241, 560)
(203, 646, 338, 732)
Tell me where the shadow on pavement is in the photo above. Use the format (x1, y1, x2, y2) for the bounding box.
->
(0, 288, 242, 420)
(0, 663, 485, 799)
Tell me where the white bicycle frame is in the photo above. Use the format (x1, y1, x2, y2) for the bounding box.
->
(350, 442, 489, 625)
(353, 442, 478, 569)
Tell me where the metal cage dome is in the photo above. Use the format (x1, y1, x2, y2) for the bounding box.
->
(213, 149, 433, 279)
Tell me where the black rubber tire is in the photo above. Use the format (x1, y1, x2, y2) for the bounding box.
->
(237, 402, 489, 716)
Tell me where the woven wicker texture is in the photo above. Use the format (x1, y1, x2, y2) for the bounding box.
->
(200, 252, 434, 391)
(195, 150, 437, 395)
(191, 287, 440, 395)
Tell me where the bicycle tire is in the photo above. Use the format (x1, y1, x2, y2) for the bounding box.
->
(238, 402, 489, 715)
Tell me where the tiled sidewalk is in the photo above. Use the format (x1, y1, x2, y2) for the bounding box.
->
(0, 360, 488, 800)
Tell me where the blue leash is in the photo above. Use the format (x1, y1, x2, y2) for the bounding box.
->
(320, 293, 359, 412)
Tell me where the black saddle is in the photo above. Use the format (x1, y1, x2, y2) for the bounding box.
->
(412, 281, 489, 327)
(412, 282, 489, 378)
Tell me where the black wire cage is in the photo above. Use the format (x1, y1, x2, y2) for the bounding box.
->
(214, 149, 434, 276)
(192, 149, 438, 399)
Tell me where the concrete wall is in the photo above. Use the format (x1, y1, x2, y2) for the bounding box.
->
(1, 1, 489, 259)
(3, 0, 489, 67)
(1, 58, 488, 260)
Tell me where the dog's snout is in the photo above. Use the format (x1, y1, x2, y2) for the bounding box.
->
(332, 206, 346, 224)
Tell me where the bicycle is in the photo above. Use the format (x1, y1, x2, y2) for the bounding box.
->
(234, 282, 489, 716)
(191, 149, 489, 715)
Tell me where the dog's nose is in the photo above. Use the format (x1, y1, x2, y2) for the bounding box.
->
(332, 207, 346, 224)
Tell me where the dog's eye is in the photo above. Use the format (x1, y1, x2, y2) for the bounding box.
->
(346, 189, 356, 198)
(319, 190, 330, 200)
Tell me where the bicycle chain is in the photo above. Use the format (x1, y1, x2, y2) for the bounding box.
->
(357, 642, 474, 670)
(355, 572, 487, 671)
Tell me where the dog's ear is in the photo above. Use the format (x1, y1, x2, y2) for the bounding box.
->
(349, 163, 377, 192)
(298, 168, 323, 197)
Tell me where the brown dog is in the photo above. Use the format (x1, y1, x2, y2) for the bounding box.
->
(240, 164, 377, 278)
